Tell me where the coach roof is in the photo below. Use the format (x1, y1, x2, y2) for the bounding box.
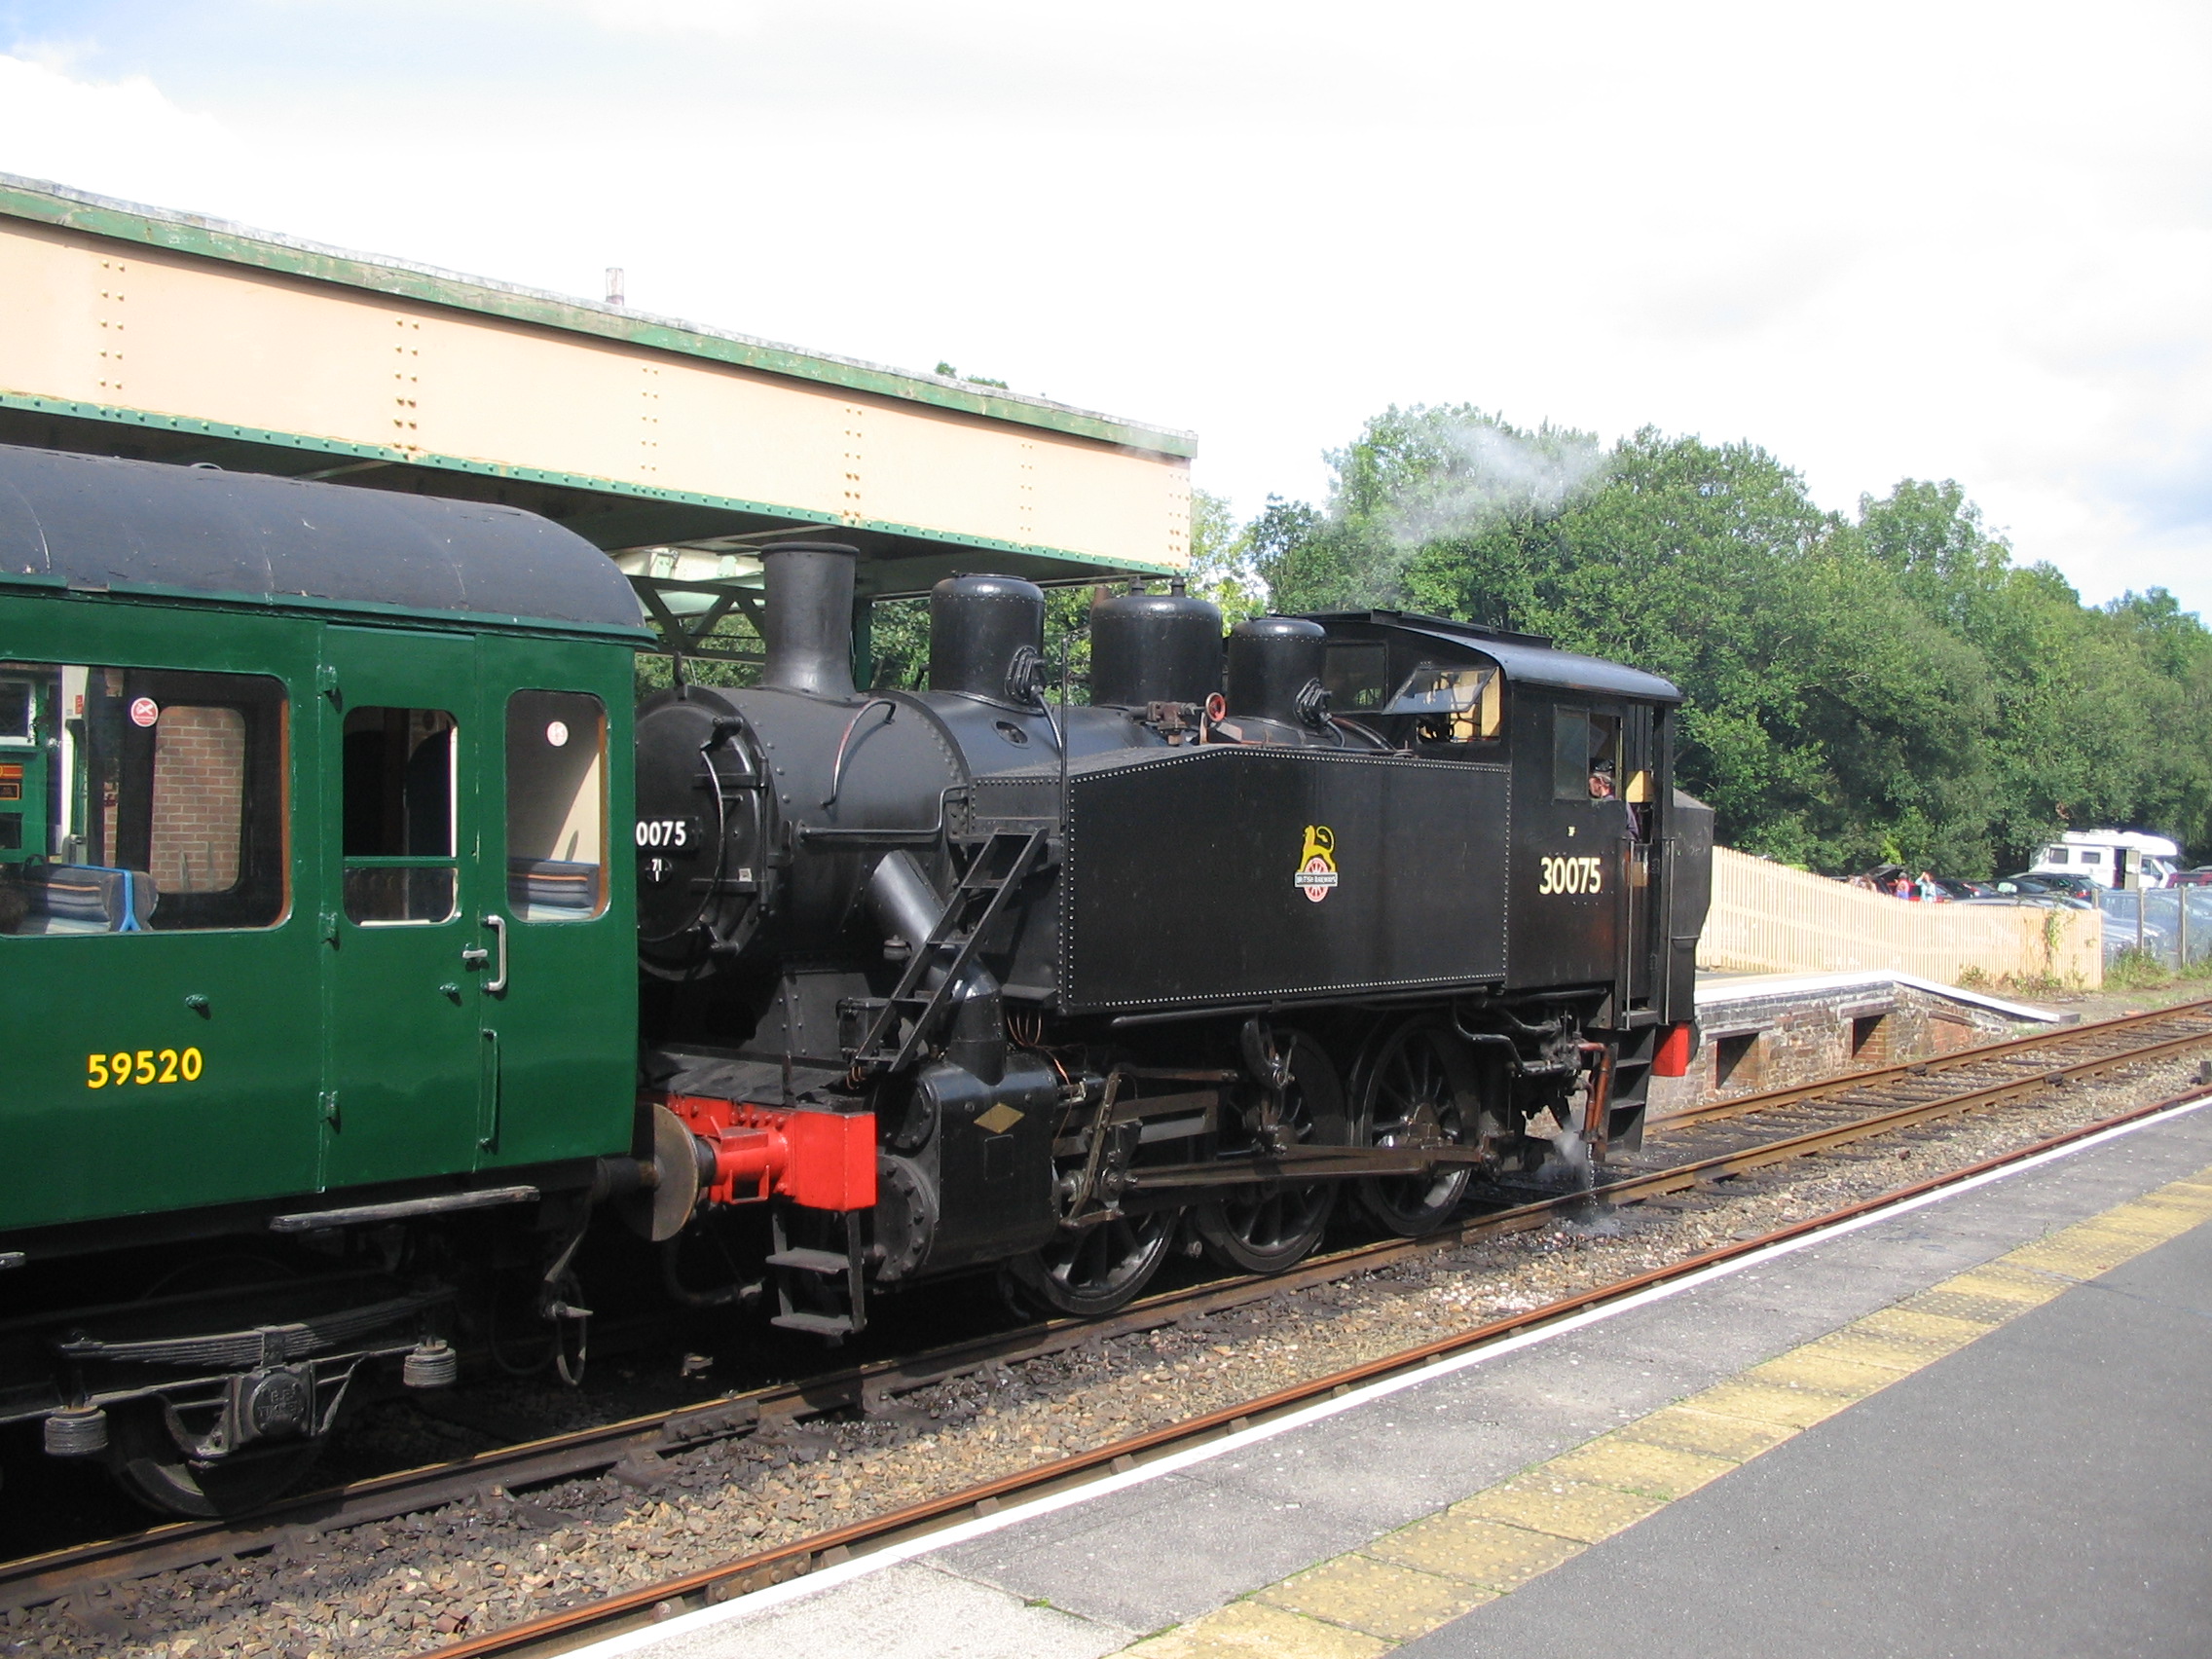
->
(0, 443, 650, 637)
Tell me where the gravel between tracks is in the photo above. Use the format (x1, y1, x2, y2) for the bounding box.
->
(15, 1050, 2204, 1659)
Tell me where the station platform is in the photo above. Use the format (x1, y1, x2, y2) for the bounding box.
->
(580, 1098, 2212, 1659)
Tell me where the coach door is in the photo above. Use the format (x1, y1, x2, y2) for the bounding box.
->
(317, 626, 485, 1188)
(469, 634, 635, 1171)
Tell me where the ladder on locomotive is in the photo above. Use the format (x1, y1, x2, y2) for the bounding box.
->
(765, 1208, 869, 1339)
(849, 827, 1047, 1075)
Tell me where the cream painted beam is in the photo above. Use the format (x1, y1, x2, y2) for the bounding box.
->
(0, 176, 1193, 578)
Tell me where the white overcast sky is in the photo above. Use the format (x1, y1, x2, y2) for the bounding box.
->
(2, 1, 2207, 614)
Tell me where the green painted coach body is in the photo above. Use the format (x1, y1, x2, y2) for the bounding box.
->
(0, 447, 647, 1239)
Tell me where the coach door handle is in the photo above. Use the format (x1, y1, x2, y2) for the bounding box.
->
(480, 913, 510, 995)
(477, 915, 509, 994)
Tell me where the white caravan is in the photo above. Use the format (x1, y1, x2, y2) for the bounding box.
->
(2031, 830, 2181, 890)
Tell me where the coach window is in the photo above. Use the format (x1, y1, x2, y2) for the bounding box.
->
(342, 707, 458, 925)
(0, 665, 288, 935)
(505, 691, 608, 922)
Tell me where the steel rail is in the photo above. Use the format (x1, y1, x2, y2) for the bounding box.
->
(6, 998, 2208, 1613)
(437, 1076, 2212, 1658)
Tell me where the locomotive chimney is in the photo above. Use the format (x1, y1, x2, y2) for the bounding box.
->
(757, 542, 859, 700)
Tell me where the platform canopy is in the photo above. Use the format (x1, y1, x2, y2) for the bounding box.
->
(0, 175, 1195, 657)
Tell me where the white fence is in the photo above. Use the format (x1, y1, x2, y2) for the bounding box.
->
(1698, 847, 2103, 987)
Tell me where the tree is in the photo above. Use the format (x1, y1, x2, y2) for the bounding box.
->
(1235, 405, 2212, 871)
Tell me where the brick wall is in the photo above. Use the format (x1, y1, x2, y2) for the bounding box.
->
(1647, 979, 2039, 1119)
(148, 705, 245, 892)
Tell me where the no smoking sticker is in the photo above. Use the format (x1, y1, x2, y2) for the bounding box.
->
(129, 697, 160, 728)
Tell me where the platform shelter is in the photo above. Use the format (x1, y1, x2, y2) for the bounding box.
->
(0, 174, 1195, 664)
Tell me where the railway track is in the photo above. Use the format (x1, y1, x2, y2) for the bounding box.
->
(8, 995, 2210, 1630)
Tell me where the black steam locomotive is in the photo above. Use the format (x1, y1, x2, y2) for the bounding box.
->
(0, 446, 1707, 1513)
(632, 541, 1711, 1329)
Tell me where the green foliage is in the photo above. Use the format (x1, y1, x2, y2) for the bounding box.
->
(1186, 487, 1269, 623)
(1238, 404, 2212, 875)
(2105, 948, 2173, 990)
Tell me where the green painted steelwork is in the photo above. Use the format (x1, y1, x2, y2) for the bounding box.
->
(0, 175, 1196, 459)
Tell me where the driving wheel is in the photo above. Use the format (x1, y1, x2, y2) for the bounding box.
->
(1352, 1017, 1478, 1237)
(1002, 1207, 1183, 1318)
(1196, 1031, 1347, 1273)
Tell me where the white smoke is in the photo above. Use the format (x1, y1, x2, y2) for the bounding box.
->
(1376, 414, 1608, 549)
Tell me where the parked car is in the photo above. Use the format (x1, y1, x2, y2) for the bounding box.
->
(2168, 867, 2212, 889)
(1923, 875, 1997, 901)
(1996, 871, 2101, 902)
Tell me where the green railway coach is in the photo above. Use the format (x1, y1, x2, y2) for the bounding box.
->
(0, 444, 654, 1510)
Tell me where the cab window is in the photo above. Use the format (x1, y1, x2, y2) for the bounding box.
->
(1553, 705, 1622, 801)
(1387, 662, 1499, 744)
(342, 707, 458, 924)
(506, 691, 607, 922)
(1322, 644, 1390, 713)
(0, 664, 288, 935)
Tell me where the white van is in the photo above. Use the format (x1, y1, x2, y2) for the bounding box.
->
(2031, 830, 2181, 890)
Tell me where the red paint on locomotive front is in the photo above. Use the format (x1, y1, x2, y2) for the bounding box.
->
(660, 1093, 877, 1211)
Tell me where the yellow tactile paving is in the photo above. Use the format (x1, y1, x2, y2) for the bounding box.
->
(1896, 1287, 2028, 1326)
(2125, 1194, 2212, 1225)
(1114, 1160, 2212, 1657)
(1254, 1555, 1496, 1642)
(1849, 1306, 1991, 1350)
(1939, 1264, 2068, 1306)
(1448, 1476, 1667, 1543)
(1614, 1403, 1801, 1460)
(1791, 1327, 1954, 1375)
(1541, 1434, 1739, 1500)
(2110, 1198, 2203, 1231)
(1743, 1348, 1902, 1398)
(1362, 1514, 1586, 1589)
(1679, 1378, 1860, 1430)
(2005, 1233, 2149, 1277)
(1123, 1599, 1391, 1658)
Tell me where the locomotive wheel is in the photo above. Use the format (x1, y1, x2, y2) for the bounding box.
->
(1352, 1018, 1478, 1237)
(1001, 1208, 1182, 1318)
(1197, 1032, 1346, 1274)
